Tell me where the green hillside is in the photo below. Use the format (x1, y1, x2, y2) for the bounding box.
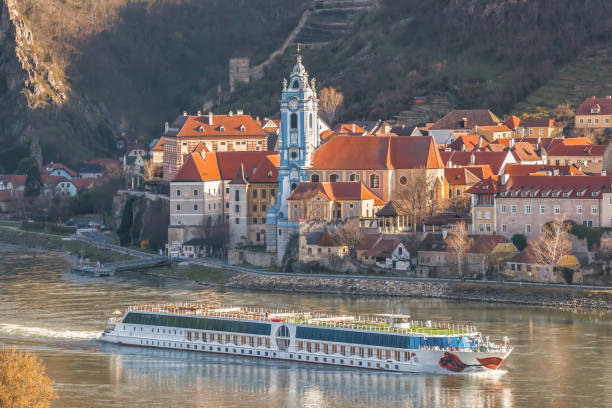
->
(225, 0, 612, 122)
(513, 46, 612, 116)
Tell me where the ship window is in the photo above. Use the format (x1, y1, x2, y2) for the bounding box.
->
(122, 312, 271, 335)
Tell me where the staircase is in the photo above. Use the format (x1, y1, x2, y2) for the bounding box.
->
(293, 0, 377, 46)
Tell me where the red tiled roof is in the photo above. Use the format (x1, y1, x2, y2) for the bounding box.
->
(503, 115, 521, 130)
(173, 152, 220, 182)
(519, 118, 560, 128)
(287, 182, 384, 205)
(312, 136, 444, 170)
(576, 96, 612, 115)
(444, 168, 481, 185)
(430, 109, 500, 130)
(448, 134, 487, 151)
(463, 165, 493, 180)
(9, 175, 26, 186)
(504, 164, 584, 176)
(547, 143, 606, 157)
(89, 158, 121, 168)
(479, 142, 507, 152)
(498, 175, 612, 199)
(216, 151, 276, 180)
(174, 114, 268, 138)
(439, 151, 511, 174)
(358, 233, 381, 250)
(478, 125, 512, 132)
(511, 142, 542, 162)
(151, 137, 164, 152)
(365, 238, 402, 258)
(45, 163, 78, 177)
(249, 154, 280, 183)
(465, 176, 499, 194)
(470, 235, 510, 254)
(0, 190, 11, 201)
(41, 175, 69, 187)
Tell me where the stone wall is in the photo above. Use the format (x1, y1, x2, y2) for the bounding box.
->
(228, 249, 275, 267)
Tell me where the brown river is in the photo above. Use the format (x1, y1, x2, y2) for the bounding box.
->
(0, 244, 611, 408)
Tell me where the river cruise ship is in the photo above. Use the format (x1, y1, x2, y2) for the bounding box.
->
(100, 303, 512, 374)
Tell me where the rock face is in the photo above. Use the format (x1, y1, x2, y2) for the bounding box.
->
(0, 0, 68, 165)
(112, 191, 170, 250)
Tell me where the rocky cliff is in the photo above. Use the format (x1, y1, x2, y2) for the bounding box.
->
(112, 191, 169, 250)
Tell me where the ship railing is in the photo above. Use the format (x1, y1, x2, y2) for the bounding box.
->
(126, 304, 478, 336)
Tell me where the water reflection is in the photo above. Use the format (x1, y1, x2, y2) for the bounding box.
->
(105, 346, 513, 408)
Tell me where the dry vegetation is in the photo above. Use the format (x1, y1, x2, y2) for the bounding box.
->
(0, 348, 57, 408)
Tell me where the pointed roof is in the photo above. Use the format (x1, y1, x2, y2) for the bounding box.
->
(503, 115, 521, 130)
(577, 96, 612, 115)
(444, 168, 481, 185)
(192, 142, 209, 154)
(430, 109, 500, 130)
(151, 137, 164, 152)
(312, 136, 444, 170)
(469, 235, 511, 254)
(172, 152, 220, 182)
(230, 163, 248, 185)
(171, 113, 267, 138)
(448, 134, 488, 151)
(376, 200, 405, 217)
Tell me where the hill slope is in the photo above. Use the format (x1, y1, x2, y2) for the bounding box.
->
(0, 0, 307, 171)
(226, 0, 612, 123)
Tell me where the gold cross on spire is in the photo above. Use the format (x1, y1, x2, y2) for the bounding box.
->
(296, 43, 301, 55)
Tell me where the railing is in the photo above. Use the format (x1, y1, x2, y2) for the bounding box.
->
(126, 303, 478, 336)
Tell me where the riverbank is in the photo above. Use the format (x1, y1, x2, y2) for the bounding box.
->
(1, 226, 610, 310)
(222, 273, 612, 310)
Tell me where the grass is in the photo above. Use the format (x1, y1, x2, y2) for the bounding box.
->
(62, 240, 133, 263)
(514, 45, 612, 115)
(157, 264, 237, 284)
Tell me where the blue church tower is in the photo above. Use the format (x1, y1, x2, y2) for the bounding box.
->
(266, 47, 319, 261)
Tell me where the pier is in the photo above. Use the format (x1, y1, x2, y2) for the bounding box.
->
(71, 257, 170, 277)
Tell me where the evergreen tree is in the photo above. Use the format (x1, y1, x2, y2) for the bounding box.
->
(25, 165, 42, 197)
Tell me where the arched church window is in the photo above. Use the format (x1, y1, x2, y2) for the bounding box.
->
(370, 174, 380, 188)
(292, 80, 299, 89)
(329, 174, 339, 182)
(290, 113, 298, 129)
(311, 174, 320, 182)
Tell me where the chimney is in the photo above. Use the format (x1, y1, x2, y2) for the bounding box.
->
(183, 111, 188, 116)
(470, 153, 475, 165)
(478, 136, 483, 148)
(509, 138, 515, 148)
(460, 117, 468, 128)
(448, 160, 453, 168)
(256, 116, 260, 121)
(553, 168, 559, 176)
(229, 110, 233, 117)
(197, 110, 202, 116)
(602, 170, 607, 176)
(607, 96, 612, 99)
(208, 112, 213, 125)
(352, 123, 356, 133)
(164, 121, 169, 133)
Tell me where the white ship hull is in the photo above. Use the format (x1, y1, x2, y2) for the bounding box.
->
(100, 308, 511, 375)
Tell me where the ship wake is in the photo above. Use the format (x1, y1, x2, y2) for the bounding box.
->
(0, 323, 99, 340)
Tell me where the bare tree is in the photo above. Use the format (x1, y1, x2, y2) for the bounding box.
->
(334, 217, 361, 257)
(529, 217, 572, 282)
(0, 348, 57, 408)
(142, 159, 156, 182)
(395, 169, 439, 232)
(448, 193, 471, 213)
(318, 87, 344, 127)
(446, 221, 473, 281)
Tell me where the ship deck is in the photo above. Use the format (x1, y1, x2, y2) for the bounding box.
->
(125, 303, 478, 336)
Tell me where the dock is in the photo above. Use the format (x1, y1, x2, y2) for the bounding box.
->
(71, 257, 170, 277)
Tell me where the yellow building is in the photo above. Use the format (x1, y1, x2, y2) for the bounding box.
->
(575, 96, 612, 129)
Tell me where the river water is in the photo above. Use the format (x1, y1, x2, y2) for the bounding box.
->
(0, 245, 610, 408)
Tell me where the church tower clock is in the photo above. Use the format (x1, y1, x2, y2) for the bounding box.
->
(276, 46, 320, 220)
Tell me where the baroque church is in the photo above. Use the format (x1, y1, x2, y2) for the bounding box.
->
(266, 50, 321, 262)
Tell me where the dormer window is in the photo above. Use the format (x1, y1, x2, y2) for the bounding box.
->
(268, 170, 273, 177)
(219, 126, 225, 132)
(482, 185, 488, 190)
(240, 125, 246, 132)
(591, 104, 601, 114)
(198, 126, 204, 132)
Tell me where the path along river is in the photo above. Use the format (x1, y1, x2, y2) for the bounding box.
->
(0, 244, 610, 408)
